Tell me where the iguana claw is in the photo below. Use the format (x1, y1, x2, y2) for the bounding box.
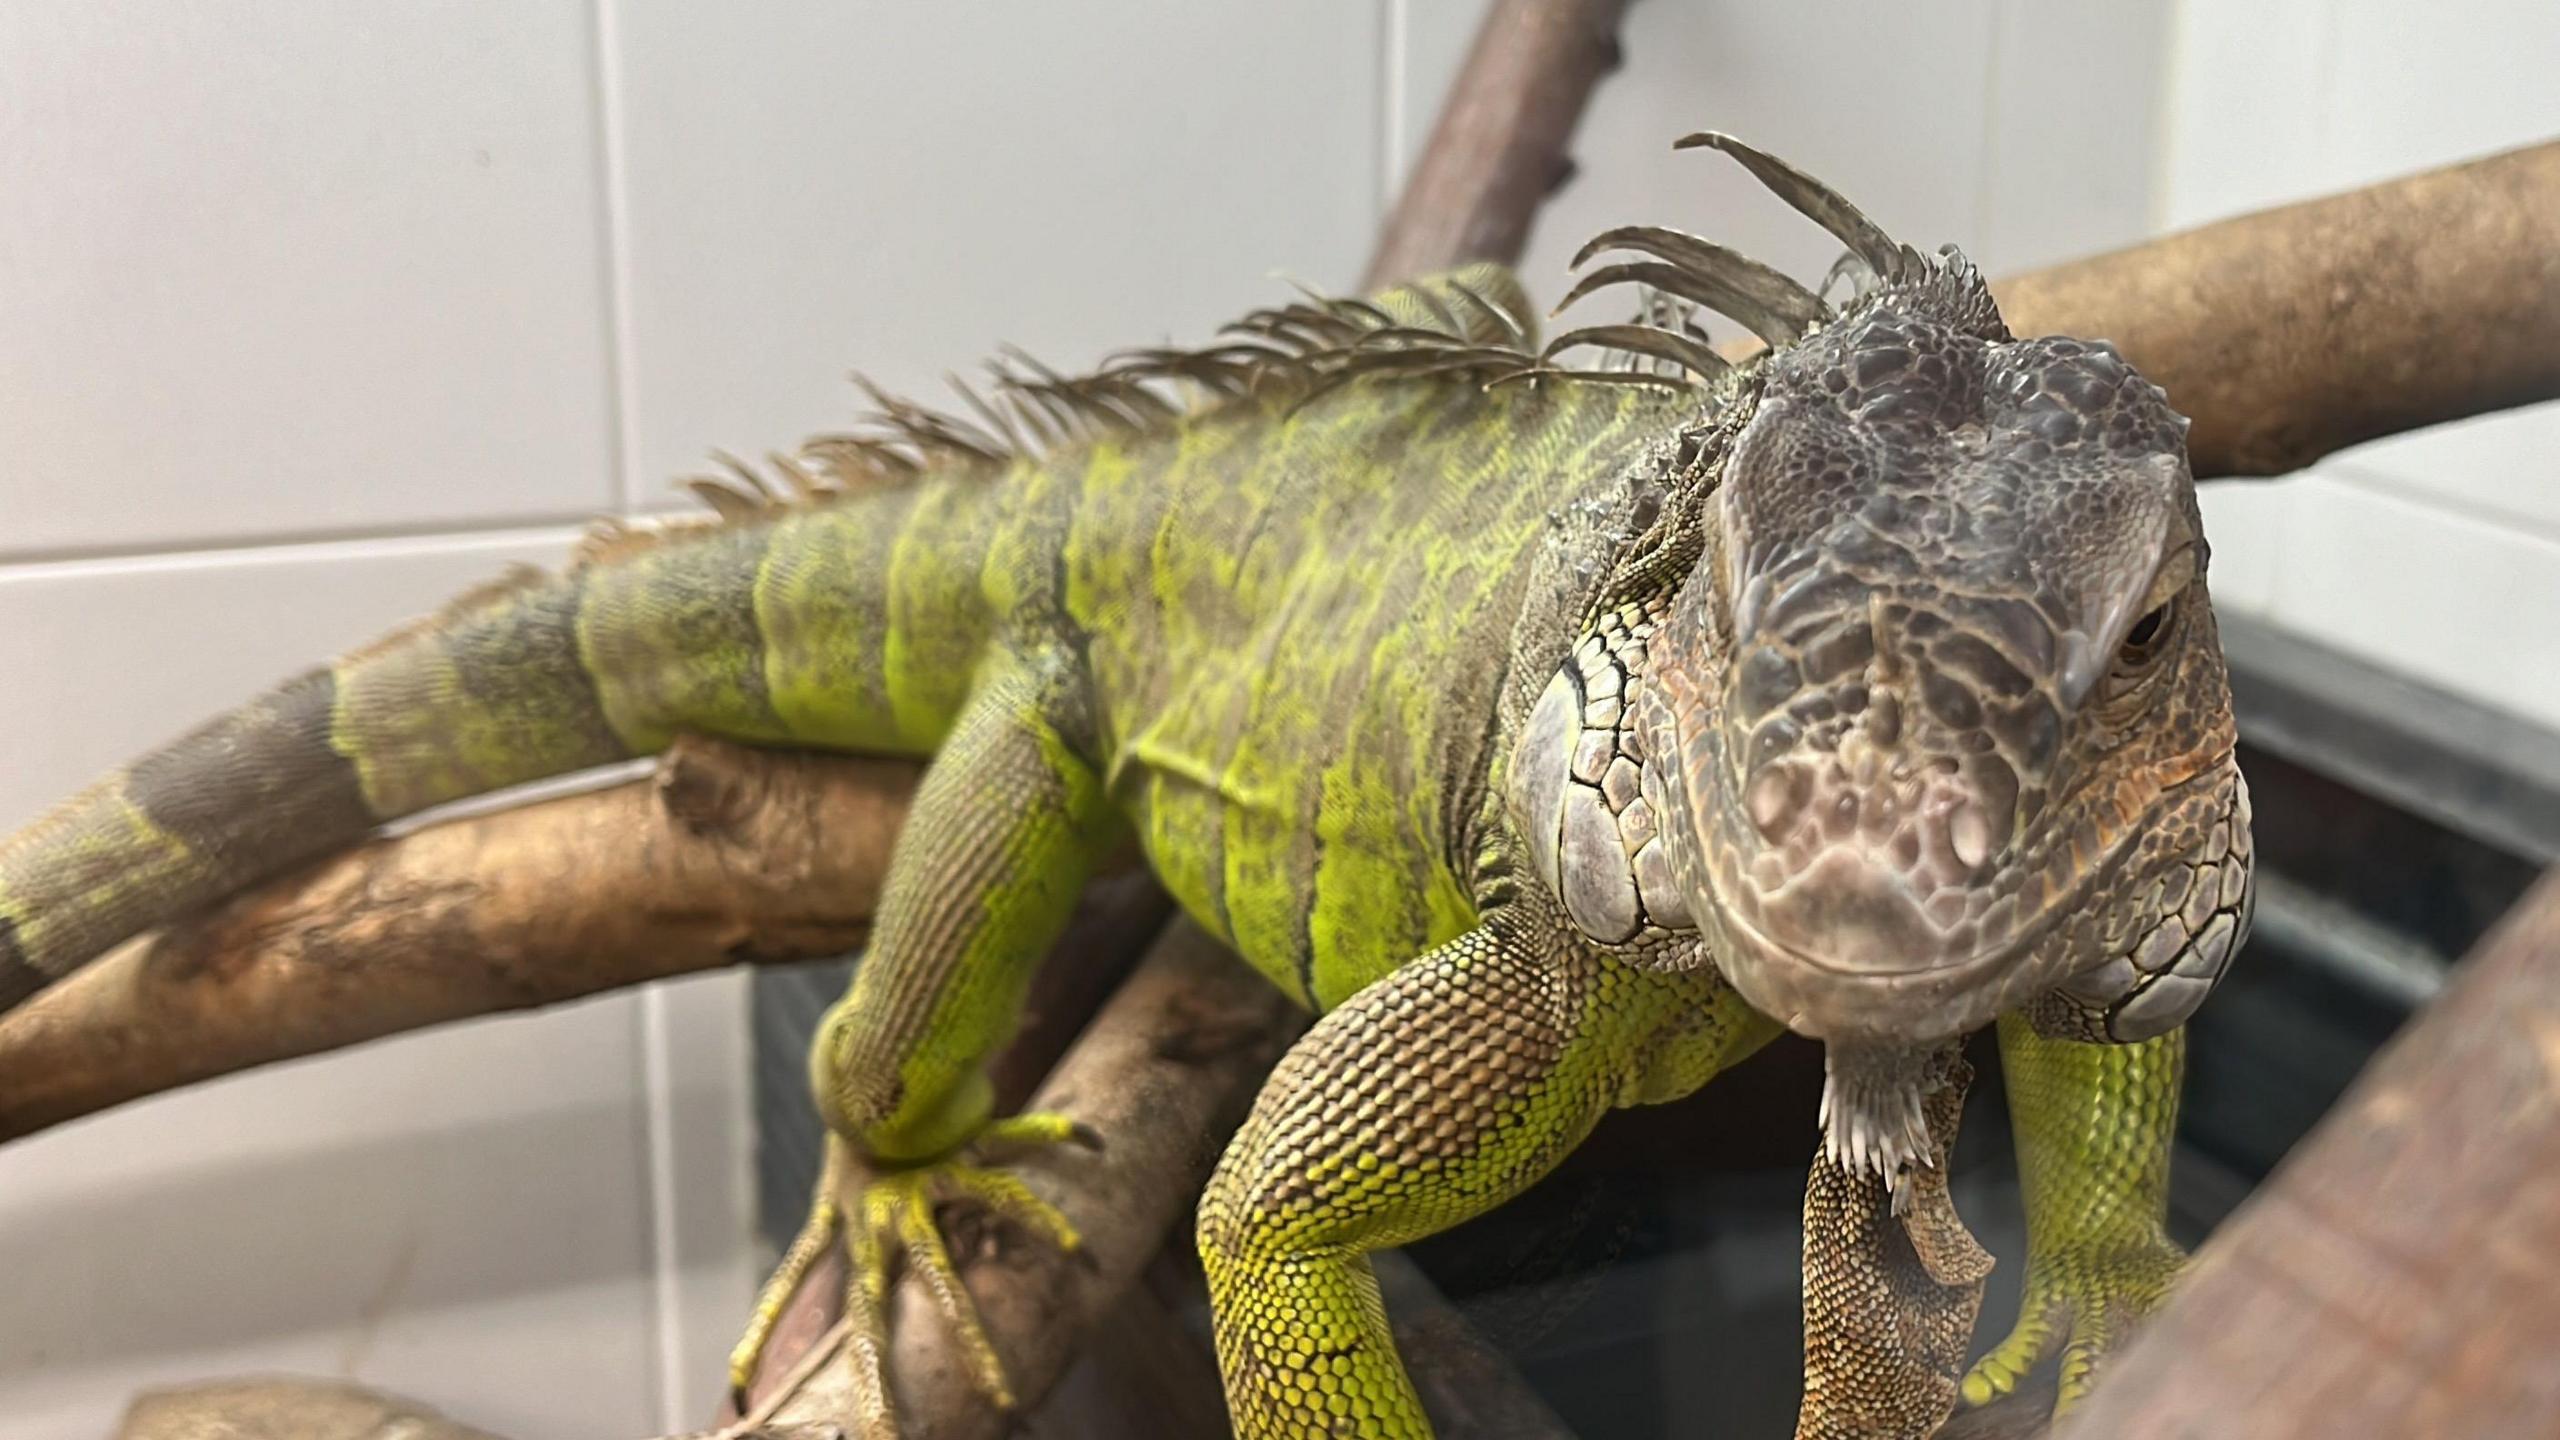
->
(728, 1115, 1093, 1434)
(1959, 1235, 2183, 1412)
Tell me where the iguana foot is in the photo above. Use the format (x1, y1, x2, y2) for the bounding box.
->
(1960, 1236, 2182, 1411)
(728, 1115, 1097, 1432)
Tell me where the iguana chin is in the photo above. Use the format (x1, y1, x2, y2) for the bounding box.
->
(0, 134, 2248, 1437)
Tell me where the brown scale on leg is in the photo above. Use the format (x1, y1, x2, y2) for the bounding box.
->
(1196, 916, 1778, 1438)
(1197, 921, 1604, 1439)
(1797, 1050, 1993, 1440)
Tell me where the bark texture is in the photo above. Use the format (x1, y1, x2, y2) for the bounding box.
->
(1998, 139, 2560, 479)
(115, 1379, 512, 1440)
(1362, 0, 1626, 290)
(0, 739, 916, 1144)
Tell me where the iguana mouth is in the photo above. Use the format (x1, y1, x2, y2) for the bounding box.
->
(1694, 761, 2234, 1044)
(1702, 860, 2029, 1041)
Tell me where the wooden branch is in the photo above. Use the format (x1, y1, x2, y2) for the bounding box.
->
(2056, 866, 2560, 1438)
(113, 1379, 511, 1440)
(1996, 139, 2560, 479)
(0, 738, 918, 1144)
(723, 921, 1301, 1440)
(1361, 0, 1626, 290)
(1373, 1250, 1579, 1440)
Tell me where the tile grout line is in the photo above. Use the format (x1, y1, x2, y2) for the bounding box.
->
(578, 0, 691, 1425)
(589, 0, 648, 523)
(2310, 460, 2560, 551)
(2142, 0, 2186, 235)
(0, 516, 597, 583)
(586, 0, 645, 520)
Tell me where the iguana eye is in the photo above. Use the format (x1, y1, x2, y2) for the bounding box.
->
(2101, 600, 2178, 707)
(2097, 598, 2178, 707)
(2119, 597, 2160, 653)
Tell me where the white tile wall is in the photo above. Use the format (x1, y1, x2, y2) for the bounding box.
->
(1401, 1, 2172, 328)
(0, 534, 679, 1437)
(0, 995, 664, 1438)
(0, 5, 1392, 1435)
(603, 2, 1383, 511)
(2163, 0, 2560, 727)
(0, 5, 620, 557)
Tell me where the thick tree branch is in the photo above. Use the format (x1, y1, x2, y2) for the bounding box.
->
(1996, 139, 2560, 479)
(1362, 0, 1625, 290)
(0, 739, 917, 1144)
(113, 1378, 511, 1440)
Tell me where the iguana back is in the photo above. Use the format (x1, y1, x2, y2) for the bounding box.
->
(0, 266, 1672, 1019)
(1069, 375, 1671, 1008)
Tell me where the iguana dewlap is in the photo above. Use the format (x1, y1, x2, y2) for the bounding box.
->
(0, 135, 2248, 1438)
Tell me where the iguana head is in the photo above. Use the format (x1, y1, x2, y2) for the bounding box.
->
(1513, 137, 2250, 1078)
(1663, 284, 2248, 1056)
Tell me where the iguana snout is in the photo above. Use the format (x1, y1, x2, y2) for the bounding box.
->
(1733, 747, 2004, 974)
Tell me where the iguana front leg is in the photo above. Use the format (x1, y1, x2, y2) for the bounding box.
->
(1798, 1048, 1994, 1440)
(731, 648, 1122, 1429)
(1198, 915, 1773, 1439)
(1961, 1016, 2185, 1411)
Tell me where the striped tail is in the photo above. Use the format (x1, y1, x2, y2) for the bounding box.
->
(0, 481, 997, 1016)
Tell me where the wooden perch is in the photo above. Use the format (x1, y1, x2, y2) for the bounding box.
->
(2056, 866, 2560, 1438)
(1363, 0, 1626, 289)
(719, 922, 1301, 1440)
(0, 739, 916, 1144)
(1997, 138, 2560, 479)
(113, 1379, 510, 1440)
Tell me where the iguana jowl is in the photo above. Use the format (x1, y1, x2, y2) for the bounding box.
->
(0, 136, 2249, 1436)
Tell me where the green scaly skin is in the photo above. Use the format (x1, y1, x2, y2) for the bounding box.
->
(0, 140, 2239, 1439)
(1964, 1018, 2185, 1409)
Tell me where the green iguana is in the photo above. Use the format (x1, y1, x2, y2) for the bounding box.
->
(0, 135, 2249, 1438)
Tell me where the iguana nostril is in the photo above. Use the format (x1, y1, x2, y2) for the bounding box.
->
(1949, 802, 1993, 869)
(1746, 765, 1804, 839)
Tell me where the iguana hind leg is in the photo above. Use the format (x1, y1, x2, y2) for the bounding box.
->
(732, 648, 1122, 1430)
(1197, 917, 1772, 1439)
